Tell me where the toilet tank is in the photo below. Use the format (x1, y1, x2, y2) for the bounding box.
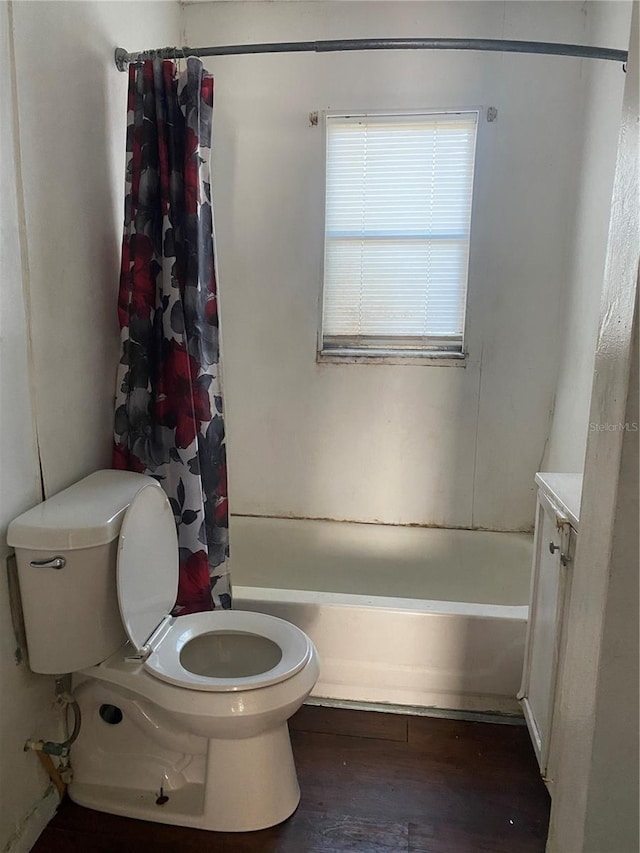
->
(7, 470, 160, 674)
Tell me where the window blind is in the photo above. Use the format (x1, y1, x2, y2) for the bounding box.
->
(322, 111, 478, 354)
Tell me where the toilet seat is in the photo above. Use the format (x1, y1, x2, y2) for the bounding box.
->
(117, 484, 312, 693)
(144, 610, 313, 692)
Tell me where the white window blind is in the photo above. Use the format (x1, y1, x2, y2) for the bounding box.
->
(321, 111, 478, 355)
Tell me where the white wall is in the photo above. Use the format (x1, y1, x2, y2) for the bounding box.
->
(0, 3, 57, 848)
(544, 2, 632, 473)
(11, 0, 182, 498)
(0, 2, 181, 850)
(547, 3, 638, 845)
(583, 292, 638, 852)
(184, 1, 618, 532)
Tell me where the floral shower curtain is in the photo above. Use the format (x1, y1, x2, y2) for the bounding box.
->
(113, 58, 230, 613)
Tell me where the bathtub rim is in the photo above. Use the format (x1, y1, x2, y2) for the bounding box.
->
(234, 585, 529, 621)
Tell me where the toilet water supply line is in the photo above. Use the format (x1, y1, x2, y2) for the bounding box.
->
(24, 678, 81, 795)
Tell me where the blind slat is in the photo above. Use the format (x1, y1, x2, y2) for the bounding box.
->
(322, 111, 477, 349)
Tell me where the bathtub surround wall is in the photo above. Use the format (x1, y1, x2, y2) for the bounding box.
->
(183, 0, 627, 532)
(0, 3, 181, 851)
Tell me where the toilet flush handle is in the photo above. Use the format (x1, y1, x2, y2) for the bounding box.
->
(29, 556, 66, 570)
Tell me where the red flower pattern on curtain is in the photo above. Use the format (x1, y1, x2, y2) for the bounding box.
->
(113, 58, 230, 612)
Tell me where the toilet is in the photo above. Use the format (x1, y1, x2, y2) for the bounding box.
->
(8, 470, 319, 832)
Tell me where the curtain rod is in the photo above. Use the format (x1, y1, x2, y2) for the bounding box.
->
(114, 38, 628, 71)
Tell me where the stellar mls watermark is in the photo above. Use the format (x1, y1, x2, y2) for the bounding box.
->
(589, 422, 639, 432)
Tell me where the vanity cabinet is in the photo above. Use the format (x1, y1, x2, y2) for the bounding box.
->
(519, 473, 581, 787)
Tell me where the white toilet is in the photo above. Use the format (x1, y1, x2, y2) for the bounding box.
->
(8, 470, 319, 832)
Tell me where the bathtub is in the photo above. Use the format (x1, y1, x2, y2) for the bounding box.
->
(231, 516, 532, 716)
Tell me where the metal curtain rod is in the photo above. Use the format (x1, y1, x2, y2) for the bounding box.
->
(114, 38, 628, 71)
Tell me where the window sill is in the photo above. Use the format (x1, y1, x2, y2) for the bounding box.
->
(317, 350, 467, 367)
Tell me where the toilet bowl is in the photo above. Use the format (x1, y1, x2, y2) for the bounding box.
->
(71, 614, 319, 831)
(8, 471, 320, 832)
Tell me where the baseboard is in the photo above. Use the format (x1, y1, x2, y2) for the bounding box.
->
(7, 786, 59, 853)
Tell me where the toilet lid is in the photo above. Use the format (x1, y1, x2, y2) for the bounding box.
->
(117, 484, 179, 653)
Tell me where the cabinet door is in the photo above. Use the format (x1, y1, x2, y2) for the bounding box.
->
(520, 495, 570, 777)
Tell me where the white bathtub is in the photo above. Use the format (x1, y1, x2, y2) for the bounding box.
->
(231, 516, 532, 716)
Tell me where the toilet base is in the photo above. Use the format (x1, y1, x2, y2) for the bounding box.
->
(69, 724, 301, 832)
(203, 726, 301, 831)
(68, 645, 319, 833)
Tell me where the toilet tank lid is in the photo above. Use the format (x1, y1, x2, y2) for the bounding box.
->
(7, 470, 160, 551)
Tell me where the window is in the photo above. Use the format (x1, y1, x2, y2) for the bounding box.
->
(320, 110, 478, 359)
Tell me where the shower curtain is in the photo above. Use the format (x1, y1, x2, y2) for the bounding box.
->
(113, 58, 230, 613)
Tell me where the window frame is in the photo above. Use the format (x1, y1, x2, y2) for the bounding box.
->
(317, 107, 481, 366)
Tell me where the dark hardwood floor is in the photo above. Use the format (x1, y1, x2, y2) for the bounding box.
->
(33, 705, 550, 852)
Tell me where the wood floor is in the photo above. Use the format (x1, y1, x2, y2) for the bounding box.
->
(33, 705, 550, 852)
